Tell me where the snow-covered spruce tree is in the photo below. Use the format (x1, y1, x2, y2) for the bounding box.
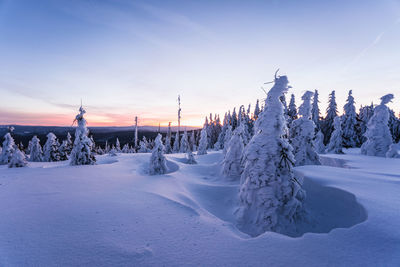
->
(314, 130, 326, 154)
(289, 91, 320, 166)
(138, 136, 150, 153)
(186, 149, 197, 164)
(361, 94, 394, 157)
(223, 125, 233, 155)
(386, 142, 400, 158)
(342, 90, 358, 148)
(179, 130, 189, 153)
(197, 127, 208, 155)
(58, 140, 69, 161)
(149, 134, 168, 175)
(0, 133, 15, 165)
(222, 124, 245, 180)
(164, 123, 173, 154)
(322, 90, 338, 144)
(172, 132, 180, 153)
(69, 106, 96, 165)
(122, 144, 129, 153)
(64, 132, 73, 155)
(231, 108, 238, 130)
(108, 146, 118, 156)
(287, 94, 298, 125)
(215, 113, 228, 150)
(8, 147, 27, 168)
(311, 89, 320, 130)
(28, 135, 43, 162)
(358, 104, 374, 145)
(43, 133, 60, 162)
(115, 138, 121, 152)
(388, 109, 400, 143)
(237, 74, 305, 236)
(326, 116, 344, 154)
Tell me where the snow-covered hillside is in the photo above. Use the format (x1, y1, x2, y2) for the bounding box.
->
(0, 150, 399, 266)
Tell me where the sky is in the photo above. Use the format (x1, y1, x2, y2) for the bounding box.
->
(0, 0, 399, 127)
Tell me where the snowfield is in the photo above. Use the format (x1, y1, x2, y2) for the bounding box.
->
(0, 149, 399, 266)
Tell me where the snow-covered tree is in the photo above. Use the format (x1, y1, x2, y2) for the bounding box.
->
(289, 91, 320, 166)
(361, 94, 394, 157)
(358, 104, 374, 144)
(388, 109, 400, 143)
(179, 130, 189, 153)
(314, 130, 326, 154)
(108, 146, 118, 156)
(8, 147, 27, 168)
(231, 108, 238, 130)
(186, 149, 197, 164)
(287, 94, 298, 125)
(165, 123, 173, 154)
(322, 90, 338, 144)
(121, 144, 129, 153)
(70, 106, 96, 165)
(311, 89, 320, 130)
(28, 136, 43, 162)
(386, 142, 400, 158)
(64, 132, 73, 155)
(172, 132, 180, 153)
(326, 117, 344, 154)
(237, 74, 305, 236)
(197, 127, 208, 155)
(149, 134, 168, 175)
(222, 124, 245, 179)
(58, 140, 69, 161)
(43, 132, 60, 162)
(0, 133, 15, 165)
(138, 136, 151, 153)
(223, 125, 233, 155)
(115, 138, 121, 152)
(342, 90, 358, 148)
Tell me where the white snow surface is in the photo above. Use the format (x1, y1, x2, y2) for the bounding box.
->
(0, 149, 399, 266)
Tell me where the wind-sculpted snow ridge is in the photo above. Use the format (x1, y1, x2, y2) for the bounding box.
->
(0, 150, 398, 266)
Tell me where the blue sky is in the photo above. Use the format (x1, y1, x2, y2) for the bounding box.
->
(0, 0, 399, 126)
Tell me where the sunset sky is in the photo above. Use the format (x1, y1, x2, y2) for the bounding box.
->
(0, 0, 399, 127)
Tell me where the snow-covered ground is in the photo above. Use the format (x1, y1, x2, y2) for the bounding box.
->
(0, 149, 399, 266)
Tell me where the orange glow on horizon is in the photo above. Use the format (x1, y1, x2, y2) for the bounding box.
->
(0, 109, 204, 128)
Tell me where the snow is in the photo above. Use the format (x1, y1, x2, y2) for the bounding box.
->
(0, 150, 399, 266)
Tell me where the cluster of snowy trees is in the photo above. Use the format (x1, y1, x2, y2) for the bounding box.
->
(0, 106, 97, 167)
(192, 73, 399, 235)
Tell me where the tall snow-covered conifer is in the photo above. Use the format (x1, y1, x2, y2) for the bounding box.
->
(289, 91, 320, 166)
(287, 94, 298, 125)
(311, 90, 320, 130)
(342, 90, 358, 148)
(29, 136, 43, 162)
(322, 90, 338, 144)
(326, 117, 344, 154)
(197, 127, 208, 155)
(0, 133, 15, 165)
(172, 132, 180, 153)
(69, 106, 96, 165)
(361, 94, 394, 157)
(43, 133, 60, 162)
(149, 134, 167, 175)
(237, 74, 305, 236)
(222, 124, 245, 179)
(164, 123, 173, 154)
(179, 130, 189, 153)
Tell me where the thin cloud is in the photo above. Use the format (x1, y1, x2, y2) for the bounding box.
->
(343, 17, 400, 72)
